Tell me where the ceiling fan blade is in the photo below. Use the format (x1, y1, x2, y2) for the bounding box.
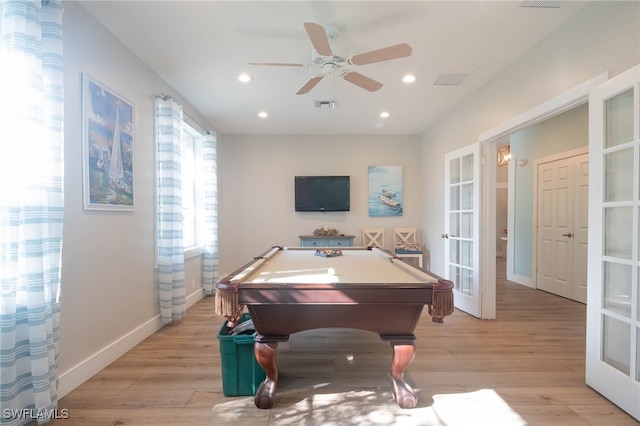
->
(303, 22, 332, 57)
(296, 75, 324, 95)
(349, 43, 412, 66)
(341, 71, 383, 92)
(249, 62, 306, 67)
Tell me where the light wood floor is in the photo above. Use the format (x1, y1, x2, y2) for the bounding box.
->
(43, 260, 639, 425)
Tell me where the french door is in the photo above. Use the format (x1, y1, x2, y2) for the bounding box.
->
(586, 64, 640, 421)
(444, 144, 481, 318)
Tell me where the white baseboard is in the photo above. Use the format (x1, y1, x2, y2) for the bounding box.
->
(186, 288, 205, 309)
(57, 289, 207, 399)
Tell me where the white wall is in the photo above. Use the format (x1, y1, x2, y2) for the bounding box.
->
(420, 1, 639, 278)
(59, 2, 213, 394)
(217, 134, 423, 276)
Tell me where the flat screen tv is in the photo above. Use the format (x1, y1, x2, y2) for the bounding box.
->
(294, 176, 350, 212)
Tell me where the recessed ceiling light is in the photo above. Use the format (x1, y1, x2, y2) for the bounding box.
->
(380, 112, 390, 118)
(258, 111, 268, 118)
(238, 73, 253, 83)
(402, 74, 416, 84)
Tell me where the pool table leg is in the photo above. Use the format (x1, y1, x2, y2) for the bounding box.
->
(389, 341, 417, 409)
(253, 341, 279, 409)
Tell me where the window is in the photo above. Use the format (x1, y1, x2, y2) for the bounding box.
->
(181, 122, 204, 257)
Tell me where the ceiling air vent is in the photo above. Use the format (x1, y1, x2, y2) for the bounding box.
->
(315, 100, 336, 109)
(434, 73, 467, 86)
(520, 1, 566, 8)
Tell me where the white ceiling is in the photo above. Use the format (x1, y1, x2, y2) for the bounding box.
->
(78, 1, 590, 135)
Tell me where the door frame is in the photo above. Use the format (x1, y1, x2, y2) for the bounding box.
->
(476, 72, 608, 319)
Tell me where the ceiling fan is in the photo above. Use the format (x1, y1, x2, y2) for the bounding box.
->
(249, 22, 412, 95)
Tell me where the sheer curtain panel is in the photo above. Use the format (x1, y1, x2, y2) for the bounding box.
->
(0, 1, 65, 425)
(202, 131, 218, 295)
(154, 96, 186, 323)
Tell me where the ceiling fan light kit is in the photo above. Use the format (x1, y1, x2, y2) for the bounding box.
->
(250, 21, 412, 96)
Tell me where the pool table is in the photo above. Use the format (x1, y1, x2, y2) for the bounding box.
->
(215, 246, 454, 409)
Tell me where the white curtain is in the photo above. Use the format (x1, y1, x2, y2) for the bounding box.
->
(0, 1, 64, 425)
(154, 95, 186, 323)
(202, 131, 218, 294)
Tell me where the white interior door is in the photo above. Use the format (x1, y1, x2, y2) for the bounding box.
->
(586, 64, 640, 421)
(444, 144, 481, 318)
(537, 157, 575, 299)
(536, 153, 588, 303)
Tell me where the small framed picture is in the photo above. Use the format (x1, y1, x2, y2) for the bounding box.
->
(82, 73, 134, 211)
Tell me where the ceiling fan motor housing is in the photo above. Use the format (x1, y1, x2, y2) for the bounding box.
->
(311, 43, 349, 67)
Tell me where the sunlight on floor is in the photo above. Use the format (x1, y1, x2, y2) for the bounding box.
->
(432, 389, 526, 425)
(210, 388, 526, 425)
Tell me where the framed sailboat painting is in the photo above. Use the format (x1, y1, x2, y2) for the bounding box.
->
(82, 74, 135, 211)
(368, 165, 403, 217)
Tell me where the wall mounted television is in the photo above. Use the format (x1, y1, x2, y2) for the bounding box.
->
(294, 176, 350, 212)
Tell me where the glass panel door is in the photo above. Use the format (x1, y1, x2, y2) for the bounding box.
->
(444, 144, 481, 317)
(586, 65, 640, 421)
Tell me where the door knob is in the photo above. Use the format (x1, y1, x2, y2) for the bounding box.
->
(441, 233, 449, 239)
(562, 233, 573, 238)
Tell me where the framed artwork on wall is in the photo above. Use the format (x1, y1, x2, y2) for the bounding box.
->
(368, 165, 403, 217)
(82, 73, 135, 211)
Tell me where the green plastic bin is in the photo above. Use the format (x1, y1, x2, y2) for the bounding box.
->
(217, 313, 266, 396)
